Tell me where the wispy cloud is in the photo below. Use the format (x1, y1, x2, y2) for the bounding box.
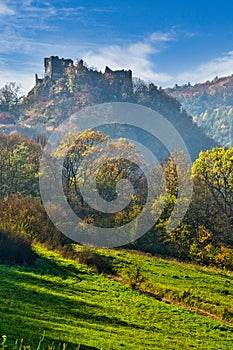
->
(83, 31, 175, 83)
(0, 1, 87, 93)
(184, 31, 197, 39)
(150, 30, 176, 42)
(175, 51, 233, 85)
(1, 1, 85, 31)
(0, 3, 15, 16)
(0, 31, 68, 55)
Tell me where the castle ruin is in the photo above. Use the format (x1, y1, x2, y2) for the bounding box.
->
(36, 56, 74, 84)
(35, 56, 133, 96)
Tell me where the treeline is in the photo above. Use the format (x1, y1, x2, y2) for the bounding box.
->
(135, 147, 233, 268)
(0, 132, 232, 269)
(0, 133, 72, 264)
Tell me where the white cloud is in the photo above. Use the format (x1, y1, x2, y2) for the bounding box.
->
(82, 33, 174, 83)
(3, 1, 84, 21)
(82, 37, 233, 88)
(0, 3, 15, 15)
(174, 51, 233, 85)
(0, 67, 35, 95)
(184, 31, 197, 39)
(150, 30, 175, 42)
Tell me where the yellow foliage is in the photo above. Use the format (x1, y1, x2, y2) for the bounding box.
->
(197, 226, 212, 243)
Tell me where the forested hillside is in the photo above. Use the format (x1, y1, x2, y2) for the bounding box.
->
(0, 131, 232, 269)
(166, 75, 233, 147)
(10, 58, 216, 161)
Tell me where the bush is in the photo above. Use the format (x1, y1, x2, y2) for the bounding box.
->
(0, 195, 73, 250)
(120, 266, 146, 290)
(0, 230, 38, 265)
(77, 249, 113, 274)
(214, 246, 233, 270)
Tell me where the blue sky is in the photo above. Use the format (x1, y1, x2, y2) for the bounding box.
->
(1, 0, 233, 94)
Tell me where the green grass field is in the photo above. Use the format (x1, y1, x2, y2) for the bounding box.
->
(95, 247, 233, 323)
(0, 245, 232, 350)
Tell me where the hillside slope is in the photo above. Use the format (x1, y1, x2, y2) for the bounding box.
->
(1, 245, 232, 350)
(166, 75, 233, 147)
(17, 57, 216, 161)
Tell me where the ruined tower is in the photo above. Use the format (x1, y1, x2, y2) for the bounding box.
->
(35, 56, 74, 84)
(104, 66, 133, 97)
(44, 56, 74, 80)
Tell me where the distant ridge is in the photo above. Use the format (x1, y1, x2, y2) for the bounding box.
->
(166, 75, 233, 147)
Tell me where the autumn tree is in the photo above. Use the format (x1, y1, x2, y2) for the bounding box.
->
(53, 129, 150, 228)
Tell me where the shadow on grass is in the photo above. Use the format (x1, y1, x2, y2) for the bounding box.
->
(0, 256, 145, 349)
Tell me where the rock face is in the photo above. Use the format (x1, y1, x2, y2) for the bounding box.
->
(22, 56, 216, 161)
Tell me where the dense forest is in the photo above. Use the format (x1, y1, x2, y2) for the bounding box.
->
(0, 131, 232, 269)
(166, 75, 233, 147)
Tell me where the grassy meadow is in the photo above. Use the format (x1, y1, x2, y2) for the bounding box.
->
(96, 247, 233, 322)
(0, 245, 232, 349)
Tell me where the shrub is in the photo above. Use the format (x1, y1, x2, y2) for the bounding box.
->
(0, 229, 38, 265)
(0, 195, 73, 250)
(214, 246, 233, 270)
(122, 266, 146, 290)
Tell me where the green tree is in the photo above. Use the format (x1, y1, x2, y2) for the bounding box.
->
(0, 133, 42, 198)
(191, 146, 233, 247)
(0, 82, 22, 113)
(192, 147, 233, 218)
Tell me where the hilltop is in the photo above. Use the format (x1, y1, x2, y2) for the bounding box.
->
(166, 75, 233, 147)
(14, 56, 216, 161)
